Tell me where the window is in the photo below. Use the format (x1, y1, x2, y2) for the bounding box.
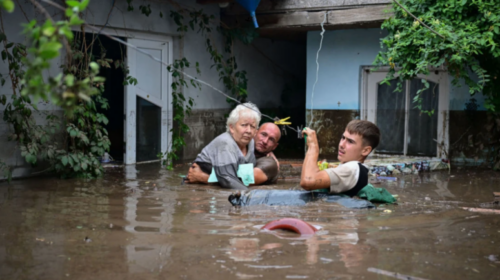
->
(361, 69, 449, 157)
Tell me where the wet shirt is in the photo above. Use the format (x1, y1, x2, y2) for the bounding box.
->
(324, 161, 368, 196)
(255, 156, 279, 184)
(194, 132, 256, 190)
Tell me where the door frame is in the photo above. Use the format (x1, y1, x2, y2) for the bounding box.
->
(360, 66, 449, 158)
(126, 38, 172, 164)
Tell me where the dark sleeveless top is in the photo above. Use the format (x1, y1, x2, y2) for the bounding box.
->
(343, 163, 369, 197)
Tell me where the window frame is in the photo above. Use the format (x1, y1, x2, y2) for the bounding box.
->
(360, 66, 449, 158)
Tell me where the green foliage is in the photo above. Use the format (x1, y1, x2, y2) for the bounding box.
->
(54, 34, 111, 178)
(18, 0, 96, 115)
(158, 58, 199, 169)
(375, 0, 500, 112)
(0, 0, 112, 180)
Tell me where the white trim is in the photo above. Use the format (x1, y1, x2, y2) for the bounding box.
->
(71, 25, 177, 42)
(127, 38, 172, 165)
(360, 67, 449, 157)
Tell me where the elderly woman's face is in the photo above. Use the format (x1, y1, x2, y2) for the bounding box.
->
(229, 115, 257, 147)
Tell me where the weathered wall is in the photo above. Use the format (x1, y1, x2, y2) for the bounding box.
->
(448, 110, 499, 167)
(306, 109, 359, 160)
(182, 109, 230, 160)
(0, 0, 305, 178)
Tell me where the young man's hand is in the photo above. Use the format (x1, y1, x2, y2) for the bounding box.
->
(186, 163, 209, 184)
(302, 127, 319, 148)
(300, 127, 331, 190)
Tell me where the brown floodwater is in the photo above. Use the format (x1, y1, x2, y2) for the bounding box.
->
(0, 164, 499, 280)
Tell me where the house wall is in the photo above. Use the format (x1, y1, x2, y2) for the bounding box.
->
(306, 28, 487, 161)
(0, 0, 306, 179)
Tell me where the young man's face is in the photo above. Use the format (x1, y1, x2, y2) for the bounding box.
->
(337, 129, 372, 163)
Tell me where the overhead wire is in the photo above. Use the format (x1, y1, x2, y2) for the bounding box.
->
(308, 11, 327, 128)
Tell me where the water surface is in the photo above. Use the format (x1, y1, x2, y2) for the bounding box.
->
(1, 164, 499, 279)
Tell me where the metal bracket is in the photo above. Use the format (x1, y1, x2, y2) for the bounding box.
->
(297, 125, 304, 139)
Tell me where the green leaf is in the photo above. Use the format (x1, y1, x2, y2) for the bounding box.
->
(42, 26, 56, 37)
(69, 14, 84, 25)
(61, 155, 68, 166)
(89, 61, 99, 72)
(65, 74, 75, 86)
(39, 41, 62, 59)
(79, 0, 90, 11)
(1, 0, 14, 13)
(66, 0, 80, 8)
(81, 162, 88, 170)
(25, 154, 36, 164)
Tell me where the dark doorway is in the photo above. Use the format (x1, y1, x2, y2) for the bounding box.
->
(136, 96, 161, 162)
(75, 32, 126, 161)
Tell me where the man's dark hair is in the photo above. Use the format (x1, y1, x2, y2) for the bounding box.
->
(346, 120, 380, 150)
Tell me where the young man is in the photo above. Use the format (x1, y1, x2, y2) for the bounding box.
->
(300, 120, 380, 196)
(186, 122, 281, 185)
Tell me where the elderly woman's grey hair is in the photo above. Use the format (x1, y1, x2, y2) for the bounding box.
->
(226, 102, 262, 132)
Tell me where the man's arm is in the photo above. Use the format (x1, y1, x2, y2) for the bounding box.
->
(185, 163, 209, 184)
(252, 168, 268, 185)
(300, 128, 331, 190)
(267, 152, 280, 170)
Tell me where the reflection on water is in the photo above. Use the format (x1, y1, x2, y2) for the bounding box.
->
(123, 165, 177, 273)
(0, 165, 499, 279)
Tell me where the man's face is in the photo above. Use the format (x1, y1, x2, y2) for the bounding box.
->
(337, 129, 372, 163)
(254, 124, 280, 155)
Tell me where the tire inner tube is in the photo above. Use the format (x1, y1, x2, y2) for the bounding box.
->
(261, 218, 317, 235)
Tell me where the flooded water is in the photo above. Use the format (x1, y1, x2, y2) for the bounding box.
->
(1, 164, 499, 280)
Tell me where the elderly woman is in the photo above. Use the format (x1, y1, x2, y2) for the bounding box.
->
(186, 102, 261, 189)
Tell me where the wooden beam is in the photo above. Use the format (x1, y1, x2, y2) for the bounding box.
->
(223, 0, 391, 15)
(197, 0, 233, 4)
(222, 5, 391, 29)
(254, 11, 327, 28)
(327, 5, 390, 25)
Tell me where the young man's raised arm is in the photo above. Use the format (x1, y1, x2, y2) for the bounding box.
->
(300, 128, 331, 190)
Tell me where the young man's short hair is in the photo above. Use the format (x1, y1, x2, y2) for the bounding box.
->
(346, 120, 380, 150)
